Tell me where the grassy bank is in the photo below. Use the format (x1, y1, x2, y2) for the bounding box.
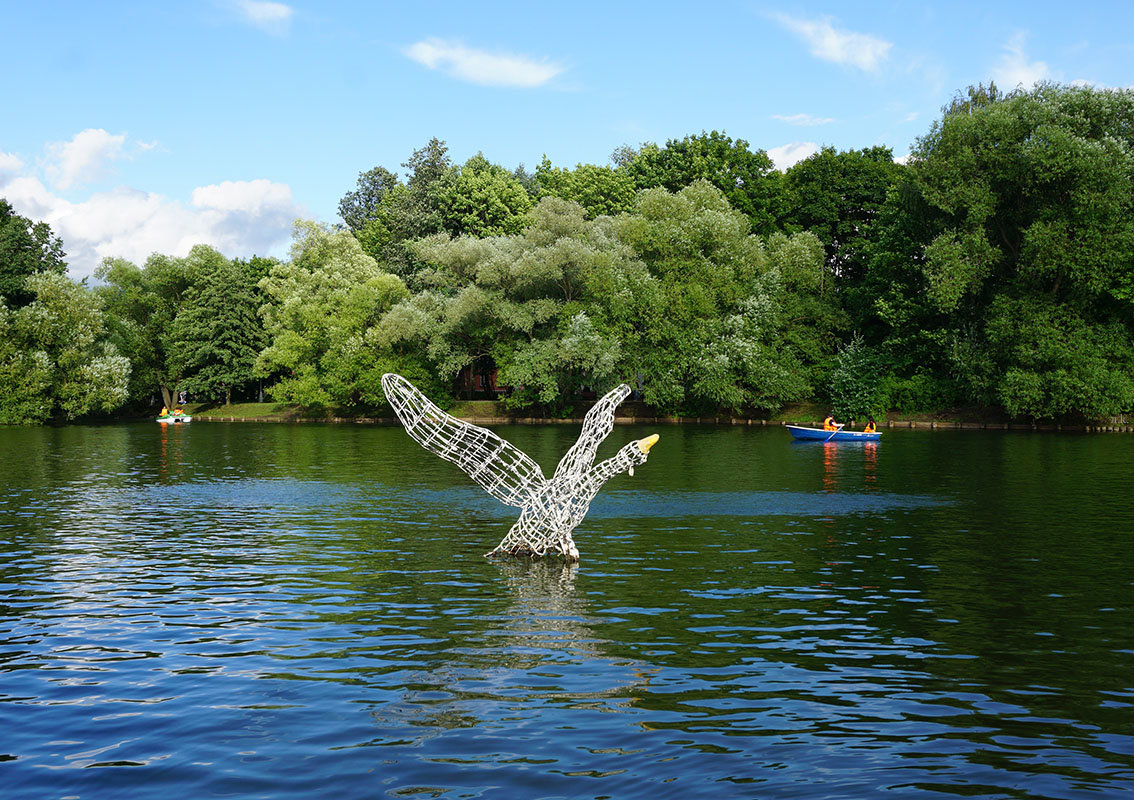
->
(182, 402, 308, 421)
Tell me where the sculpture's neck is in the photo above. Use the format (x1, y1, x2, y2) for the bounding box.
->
(584, 447, 637, 494)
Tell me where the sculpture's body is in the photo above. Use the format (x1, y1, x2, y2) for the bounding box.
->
(381, 373, 657, 561)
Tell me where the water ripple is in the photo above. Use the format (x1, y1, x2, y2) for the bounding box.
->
(0, 423, 1131, 798)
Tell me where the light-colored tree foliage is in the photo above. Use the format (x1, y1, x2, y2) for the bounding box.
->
(829, 333, 885, 420)
(387, 182, 841, 414)
(256, 220, 409, 409)
(607, 181, 841, 413)
(396, 196, 640, 407)
(0, 273, 129, 423)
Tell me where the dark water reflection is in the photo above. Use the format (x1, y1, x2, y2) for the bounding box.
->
(0, 422, 1131, 798)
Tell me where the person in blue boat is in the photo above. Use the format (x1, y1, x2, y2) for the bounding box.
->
(864, 418, 877, 433)
(823, 415, 838, 431)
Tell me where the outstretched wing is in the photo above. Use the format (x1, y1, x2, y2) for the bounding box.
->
(553, 384, 631, 479)
(382, 373, 546, 508)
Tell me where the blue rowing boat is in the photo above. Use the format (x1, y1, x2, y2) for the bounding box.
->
(786, 424, 881, 442)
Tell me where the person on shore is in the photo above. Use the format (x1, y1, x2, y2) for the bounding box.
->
(864, 418, 877, 433)
(823, 415, 838, 431)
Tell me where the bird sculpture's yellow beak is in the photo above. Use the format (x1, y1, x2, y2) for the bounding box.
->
(637, 434, 659, 454)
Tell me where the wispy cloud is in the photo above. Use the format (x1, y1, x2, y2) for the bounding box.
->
(403, 38, 564, 88)
(992, 32, 1050, 88)
(768, 142, 820, 171)
(233, 1, 294, 35)
(773, 14, 892, 72)
(771, 113, 835, 126)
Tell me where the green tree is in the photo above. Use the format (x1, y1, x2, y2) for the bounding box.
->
(169, 246, 266, 406)
(0, 198, 67, 308)
(533, 157, 636, 218)
(339, 138, 453, 277)
(96, 252, 194, 410)
(398, 195, 646, 409)
(829, 334, 885, 420)
(866, 83, 1134, 419)
(435, 153, 534, 237)
(611, 182, 841, 413)
(257, 221, 409, 409)
(0, 273, 129, 423)
(0, 303, 52, 423)
(984, 295, 1133, 419)
(782, 146, 905, 285)
(390, 182, 840, 415)
(623, 131, 787, 235)
(338, 166, 400, 232)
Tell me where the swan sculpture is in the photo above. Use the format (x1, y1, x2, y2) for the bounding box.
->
(381, 373, 658, 561)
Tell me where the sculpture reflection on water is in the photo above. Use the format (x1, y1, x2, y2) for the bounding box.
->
(381, 373, 658, 561)
(368, 559, 655, 745)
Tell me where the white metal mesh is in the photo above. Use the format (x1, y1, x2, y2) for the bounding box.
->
(382, 373, 657, 561)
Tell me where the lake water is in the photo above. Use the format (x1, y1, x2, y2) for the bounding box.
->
(1, 421, 1131, 799)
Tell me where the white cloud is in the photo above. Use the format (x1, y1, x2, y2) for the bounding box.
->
(903, 111, 919, 123)
(992, 32, 1050, 89)
(2, 175, 59, 220)
(234, 1, 293, 35)
(774, 14, 892, 72)
(768, 142, 820, 171)
(192, 179, 295, 213)
(0, 150, 24, 179)
(0, 153, 304, 279)
(894, 153, 912, 165)
(44, 128, 127, 190)
(404, 38, 564, 88)
(771, 113, 835, 126)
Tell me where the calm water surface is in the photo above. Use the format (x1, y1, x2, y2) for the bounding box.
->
(0, 421, 1131, 799)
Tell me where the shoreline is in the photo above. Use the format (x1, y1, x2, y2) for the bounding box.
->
(178, 408, 1133, 433)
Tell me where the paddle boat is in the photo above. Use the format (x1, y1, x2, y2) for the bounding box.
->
(156, 412, 192, 424)
(786, 424, 880, 442)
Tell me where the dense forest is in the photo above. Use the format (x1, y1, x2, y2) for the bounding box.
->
(2, 83, 1132, 425)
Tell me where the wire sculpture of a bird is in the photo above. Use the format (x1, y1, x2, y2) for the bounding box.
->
(381, 373, 658, 561)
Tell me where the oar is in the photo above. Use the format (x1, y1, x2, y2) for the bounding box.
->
(823, 424, 845, 443)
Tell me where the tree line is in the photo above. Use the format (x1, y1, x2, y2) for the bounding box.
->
(1, 83, 1131, 425)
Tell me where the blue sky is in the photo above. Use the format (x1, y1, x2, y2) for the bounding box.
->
(3, 1, 1131, 278)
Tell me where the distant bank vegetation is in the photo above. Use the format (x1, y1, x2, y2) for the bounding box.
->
(2, 83, 1132, 425)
